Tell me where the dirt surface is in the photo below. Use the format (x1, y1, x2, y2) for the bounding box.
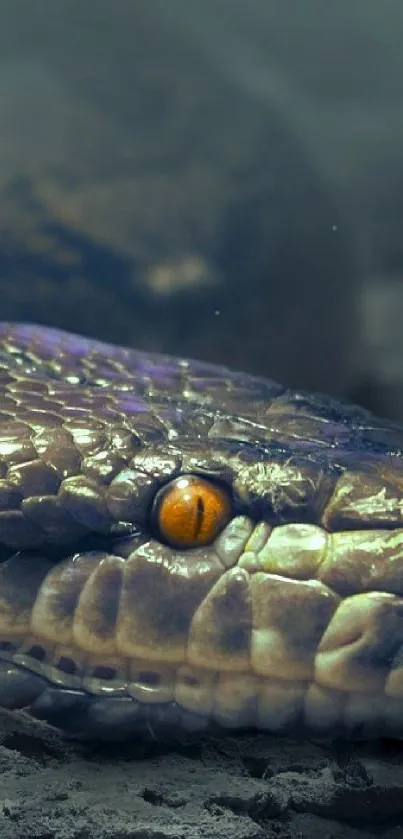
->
(0, 710, 402, 839)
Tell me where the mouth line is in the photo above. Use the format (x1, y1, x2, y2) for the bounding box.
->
(0, 639, 401, 743)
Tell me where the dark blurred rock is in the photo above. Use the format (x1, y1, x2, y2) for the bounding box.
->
(0, 0, 361, 397)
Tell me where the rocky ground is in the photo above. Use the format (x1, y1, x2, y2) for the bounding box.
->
(0, 709, 403, 839)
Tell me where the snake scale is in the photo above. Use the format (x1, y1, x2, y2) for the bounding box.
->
(0, 322, 402, 740)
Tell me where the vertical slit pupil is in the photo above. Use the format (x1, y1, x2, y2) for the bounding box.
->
(194, 495, 204, 538)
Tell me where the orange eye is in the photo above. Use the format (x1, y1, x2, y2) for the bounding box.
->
(154, 475, 232, 548)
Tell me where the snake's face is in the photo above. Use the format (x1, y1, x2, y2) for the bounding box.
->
(0, 324, 403, 740)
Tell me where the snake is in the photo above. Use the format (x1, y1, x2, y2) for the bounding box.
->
(0, 322, 402, 741)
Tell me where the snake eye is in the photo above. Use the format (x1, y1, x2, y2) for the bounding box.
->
(153, 475, 232, 548)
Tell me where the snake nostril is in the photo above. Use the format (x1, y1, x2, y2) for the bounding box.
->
(25, 644, 46, 662)
(0, 640, 16, 653)
(138, 671, 161, 687)
(56, 656, 77, 675)
(91, 665, 118, 681)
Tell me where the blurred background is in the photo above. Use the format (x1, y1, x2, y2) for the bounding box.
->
(0, 0, 403, 417)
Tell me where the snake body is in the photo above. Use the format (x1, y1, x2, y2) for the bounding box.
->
(0, 323, 402, 739)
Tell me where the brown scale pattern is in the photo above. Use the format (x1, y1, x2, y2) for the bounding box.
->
(0, 323, 402, 737)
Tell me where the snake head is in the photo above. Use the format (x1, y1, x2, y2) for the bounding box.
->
(0, 323, 403, 740)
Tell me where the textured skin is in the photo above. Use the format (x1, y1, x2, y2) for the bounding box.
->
(0, 323, 403, 740)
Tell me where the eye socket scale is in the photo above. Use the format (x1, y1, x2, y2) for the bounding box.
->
(153, 475, 232, 549)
